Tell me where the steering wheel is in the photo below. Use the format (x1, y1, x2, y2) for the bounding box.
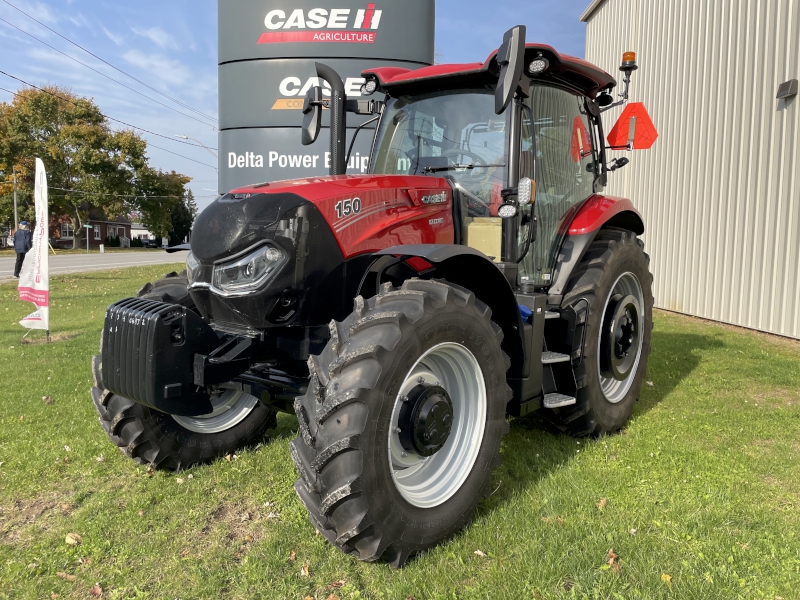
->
(441, 148, 488, 165)
(441, 148, 490, 180)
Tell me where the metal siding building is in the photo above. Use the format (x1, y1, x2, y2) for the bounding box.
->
(581, 0, 800, 338)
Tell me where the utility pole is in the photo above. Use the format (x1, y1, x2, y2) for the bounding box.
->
(12, 167, 19, 230)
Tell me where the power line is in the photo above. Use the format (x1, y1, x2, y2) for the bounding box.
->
(0, 0, 218, 123)
(0, 73, 218, 168)
(141, 141, 218, 169)
(50, 187, 185, 199)
(0, 16, 217, 130)
(0, 70, 216, 150)
(5, 182, 218, 200)
(48, 193, 218, 200)
(1, 85, 217, 170)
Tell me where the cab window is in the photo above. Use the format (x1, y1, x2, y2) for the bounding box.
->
(519, 85, 597, 286)
(371, 89, 509, 215)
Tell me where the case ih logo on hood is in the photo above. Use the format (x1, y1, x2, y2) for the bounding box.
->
(258, 4, 382, 45)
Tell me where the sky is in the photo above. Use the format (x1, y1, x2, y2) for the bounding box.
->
(0, 0, 592, 211)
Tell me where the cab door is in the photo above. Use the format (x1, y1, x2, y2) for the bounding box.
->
(518, 85, 598, 287)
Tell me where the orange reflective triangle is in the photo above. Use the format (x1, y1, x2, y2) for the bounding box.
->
(607, 102, 659, 150)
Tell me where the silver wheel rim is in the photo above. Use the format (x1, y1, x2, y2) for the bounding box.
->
(597, 272, 645, 404)
(172, 387, 258, 434)
(388, 342, 487, 508)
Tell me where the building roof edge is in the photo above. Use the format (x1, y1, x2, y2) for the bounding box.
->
(579, 0, 608, 22)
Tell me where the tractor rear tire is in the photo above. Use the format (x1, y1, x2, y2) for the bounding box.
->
(291, 279, 512, 567)
(90, 271, 277, 471)
(547, 228, 653, 436)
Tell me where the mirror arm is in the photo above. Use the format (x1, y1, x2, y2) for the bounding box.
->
(599, 71, 632, 113)
(345, 98, 381, 115)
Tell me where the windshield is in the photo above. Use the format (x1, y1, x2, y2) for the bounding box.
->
(371, 89, 509, 211)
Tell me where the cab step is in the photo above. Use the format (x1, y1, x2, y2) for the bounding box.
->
(542, 351, 570, 364)
(543, 393, 577, 409)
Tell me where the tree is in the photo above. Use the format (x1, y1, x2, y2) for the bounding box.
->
(0, 87, 192, 248)
(0, 87, 147, 247)
(0, 103, 34, 229)
(136, 169, 191, 239)
(185, 188, 198, 220)
(168, 190, 195, 246)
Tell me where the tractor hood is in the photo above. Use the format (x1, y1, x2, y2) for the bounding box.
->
(187, 174, 454, 334)
(209, 174, 456, 261)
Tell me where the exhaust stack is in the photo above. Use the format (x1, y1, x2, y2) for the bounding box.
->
(315, 63, 347, 176)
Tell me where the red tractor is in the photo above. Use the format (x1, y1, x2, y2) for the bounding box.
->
(92, 26, 653, 567)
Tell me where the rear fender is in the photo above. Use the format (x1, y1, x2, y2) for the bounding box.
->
(548, 196, 644, 303)
(366, 245, 527, 377)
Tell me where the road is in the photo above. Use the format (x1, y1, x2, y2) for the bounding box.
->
(0, 251, 187, 282)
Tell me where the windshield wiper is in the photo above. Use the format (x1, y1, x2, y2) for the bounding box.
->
(423, 163, 506, 173)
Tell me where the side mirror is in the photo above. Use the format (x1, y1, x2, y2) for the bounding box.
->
(301, 86, 323, 146)
(597, 92, 614, 107)
(608, 157, 629, 172)
(494, 25, 526, 115)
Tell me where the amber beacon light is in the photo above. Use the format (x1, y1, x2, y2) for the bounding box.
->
(620, 51, 638, 73)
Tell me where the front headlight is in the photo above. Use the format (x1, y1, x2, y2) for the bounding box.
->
(212, 244, 287, 295)
(186, 251, 200, 284)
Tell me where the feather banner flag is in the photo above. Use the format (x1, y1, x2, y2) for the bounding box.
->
(18, 158, 50, 335)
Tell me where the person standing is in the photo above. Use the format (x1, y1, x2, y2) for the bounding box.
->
(13, 221, 32, 278)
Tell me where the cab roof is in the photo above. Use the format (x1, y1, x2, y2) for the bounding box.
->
(363, 43, 616, 99)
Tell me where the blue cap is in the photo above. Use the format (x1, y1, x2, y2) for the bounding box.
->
(519, 304, 533, 322)
(19, 221, 27, 225)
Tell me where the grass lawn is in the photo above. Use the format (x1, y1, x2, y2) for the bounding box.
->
(1, 265, 799, 599)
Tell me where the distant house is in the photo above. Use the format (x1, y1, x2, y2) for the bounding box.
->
(49, 210, 131, 249)
(131, 223, 166, 247)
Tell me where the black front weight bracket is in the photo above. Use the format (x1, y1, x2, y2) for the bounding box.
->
(193, 336, 257, 387)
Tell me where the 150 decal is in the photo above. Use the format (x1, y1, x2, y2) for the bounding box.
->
(335, 197, 362, 219)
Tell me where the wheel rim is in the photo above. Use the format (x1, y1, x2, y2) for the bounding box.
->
(172, 387, 258, 434)
(597, 272, 645, 403)
(388, 342, 487, 508)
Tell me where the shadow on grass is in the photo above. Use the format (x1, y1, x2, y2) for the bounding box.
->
(481, 330, 722, 513)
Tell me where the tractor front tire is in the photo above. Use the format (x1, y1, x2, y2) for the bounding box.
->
(291, 279, 511, 567)
(90, 271, 277, 471)
(548, 228, 653, 436)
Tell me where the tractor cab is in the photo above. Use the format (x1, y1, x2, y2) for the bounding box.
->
(301, 26, 640, 295)
(366, 77, 598, 290)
